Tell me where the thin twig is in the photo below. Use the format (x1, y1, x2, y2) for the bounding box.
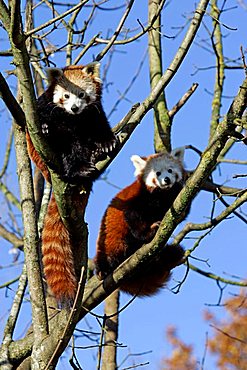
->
(25, 0, 89, 37)
(169, 83, 199, 119)
(0, 73, 26, 128)
(44, 267, 86, 370)
(0, 264, 27, 367)
(66, 0, 85, 65)
(189, 264, 247, 286)
(0, 181, 21, 210)
(95, 0, 167, 46)
(0, 223, 23, 248)
(101, 290, 120, 370)
(0, 127, 14, 179)
(95, 0, 135, 61)
(210, 324, 247, 344)
(148, 0, 170, 152)
(173, 189, 247, 248)
(73, 34, 100, 65)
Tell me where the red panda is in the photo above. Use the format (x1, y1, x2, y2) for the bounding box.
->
(26, 63, 118, 185)
(41, 192, 89, 302)
(95, 148, 188, 297)
(26, 63, 117, 302)
(41, 192, 76, 302)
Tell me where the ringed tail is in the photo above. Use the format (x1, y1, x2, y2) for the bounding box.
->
(42, 193, 77, 301)
(26, 130, 51, 183)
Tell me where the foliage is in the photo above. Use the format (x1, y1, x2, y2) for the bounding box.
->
(162, 290, 247, 370)
(161, 326, 198, 370)
(206, 291, 247, 370)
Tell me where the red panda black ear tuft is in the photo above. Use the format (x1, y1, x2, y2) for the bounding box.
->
(46, 68, 64, 84)
(171, 147, 185, 162)
(82, 62, 101, 78)
(130, 155, 147, 177)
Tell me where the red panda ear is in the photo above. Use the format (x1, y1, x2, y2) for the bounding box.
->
(82, 62, 101, 79)
(130, 155, 147, 176)
(171, 147, 185, 162)
(46, 68, 63, 84)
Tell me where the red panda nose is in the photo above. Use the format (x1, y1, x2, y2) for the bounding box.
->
(164, 177, 171, 185)
(71, 105, 79, 113)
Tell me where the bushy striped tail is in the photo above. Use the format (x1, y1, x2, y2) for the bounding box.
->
(42, 193, 77, 302)
(26, 130, 51, 183)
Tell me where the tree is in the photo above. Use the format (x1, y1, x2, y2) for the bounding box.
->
(161, 290, 247, 370)
(0, 0, 246, 369)
(206, 290, 247, 370)
(161, 326, 198, 370)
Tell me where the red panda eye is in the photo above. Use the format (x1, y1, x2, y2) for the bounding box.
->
(168, 169, 173, 173)
(156, 171, 161, 176)
(79, 91, 85, 99)
(64, 93, 70, 99)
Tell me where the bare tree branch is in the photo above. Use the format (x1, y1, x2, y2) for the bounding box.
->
(113, 0, 211, 138)
(101, 290, 120, 370)
(168, 83, 199, 118)
(0, 264, 27, 370)
(0, 223, 23, 248)
(189, 264, 247, 287)
(14, 124, 49, 363)
(0, 73, 26, 128)
(95, 0, 135, 62)
(148, 0, 171, 152)
(0, 127, 14, 179)
(209, 0, 225, 139)
(25, 0, 89, 38)
(0, 181, 21, 210)
(172, 189, 247, 249)
(94, 0, 167, 46)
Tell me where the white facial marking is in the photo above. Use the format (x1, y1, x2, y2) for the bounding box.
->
(85, 84, 97, 101)
(53, 82, 97, 115)
(146, 156, 183, 190)
(131, 155, 147, 177)
(131, 150, 185, 191)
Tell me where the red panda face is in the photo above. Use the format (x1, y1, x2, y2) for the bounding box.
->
(53, 83, 97, 115)
(47, 63, 101, 115)
(143, 158, 183, 190)
(131, 148, 185, 192)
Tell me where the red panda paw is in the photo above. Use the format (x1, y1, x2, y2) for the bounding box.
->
(105, 136, 119, 153)
(96, 270, 105, 280)
(150, 221, 161, 230)
(98, 135, 119, 155)
(42, 123, 49, 135)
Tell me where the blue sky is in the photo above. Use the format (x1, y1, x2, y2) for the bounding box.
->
(0, 1, 247, 369)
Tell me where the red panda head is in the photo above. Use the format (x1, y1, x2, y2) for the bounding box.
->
(131, 148, 185, 192)
(46, 63, 102, 115)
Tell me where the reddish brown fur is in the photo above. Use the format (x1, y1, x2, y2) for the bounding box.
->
(42, 193, 77, 301)
(96, 182, 141, 265)
(95, 177, 185, 297)
(26, 64, 102, 302)
(26, 130, 51, 182)
(62, 65, 102, 97)
(26, 64, 102, 183)
(27, 127, 79, 300)
(121, 268, 170, 296)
